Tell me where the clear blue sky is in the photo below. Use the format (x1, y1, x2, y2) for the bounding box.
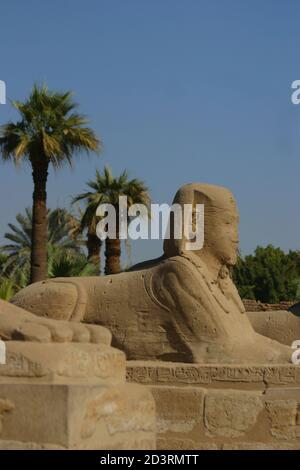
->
(0, 0, 300, 265)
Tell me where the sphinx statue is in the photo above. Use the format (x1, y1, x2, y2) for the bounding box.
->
(1, 183, 295, 364)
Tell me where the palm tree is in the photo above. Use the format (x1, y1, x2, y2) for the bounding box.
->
(71, 201, 102, 275)
(0, 277, 15, 301)
(48, 245, 98, 278)
(0, 254, 15, 300)
(1, 207, 81, 275)
(0, 84, 101, 283)
(74, 166, 150, 275)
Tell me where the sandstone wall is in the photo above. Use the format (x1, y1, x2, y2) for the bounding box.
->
(127, 361, 300, 450)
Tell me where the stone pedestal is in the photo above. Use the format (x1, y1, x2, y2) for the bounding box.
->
(0, 342, 156, 449)
(127, 361, 300, 450)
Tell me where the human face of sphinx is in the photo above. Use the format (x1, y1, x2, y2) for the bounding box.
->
(189, 197, 239, 266)
(213, 209, 240, 266)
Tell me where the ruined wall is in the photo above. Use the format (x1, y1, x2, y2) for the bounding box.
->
(243, 299, 295, 312)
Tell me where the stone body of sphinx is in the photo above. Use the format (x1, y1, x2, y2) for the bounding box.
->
(1, 183, 296, 364)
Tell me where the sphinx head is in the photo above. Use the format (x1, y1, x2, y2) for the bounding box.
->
(163, 183, 239, 267)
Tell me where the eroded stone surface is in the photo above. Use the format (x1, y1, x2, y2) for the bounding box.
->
(204, 390, 263, 438)
(266, 399, 298, 427)
(265, 399, 300, 440)
(151, 386, 204, 433)
(0, 380, 156, 449)
(81, 384, 155, 439)
(126, 361, 300, 386)
(0, 341, 125, 383)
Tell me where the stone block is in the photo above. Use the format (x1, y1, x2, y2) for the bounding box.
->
(204, 390, 264, 438)
(0, 382, 155, 449)
(150, 386, 204, 433)
(265, 399, 298, 427)
(0, 342, 156, 449)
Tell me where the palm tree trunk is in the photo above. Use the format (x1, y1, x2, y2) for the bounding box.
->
(105, 223, 121, 275)
(87, 230, 101, 274)
(30, 161, 49, 283)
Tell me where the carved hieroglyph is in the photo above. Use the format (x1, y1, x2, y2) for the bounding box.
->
(4, 183, 295, 363)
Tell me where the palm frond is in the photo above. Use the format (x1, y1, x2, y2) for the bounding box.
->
(1, 83, 101, 168)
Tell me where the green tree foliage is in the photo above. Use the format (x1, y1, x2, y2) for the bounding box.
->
(47, 245, 97, 278)
(232, 245, 300, 303)
(0, 277, 15, 301)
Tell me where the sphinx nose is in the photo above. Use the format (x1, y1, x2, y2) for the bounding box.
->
(11, 280, 78, 321)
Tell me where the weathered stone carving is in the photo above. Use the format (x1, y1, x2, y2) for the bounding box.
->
(204, 390, 264, 438)
(5, 183, 294, 363)
(0, 302, 155, 449)
(126, 362, 300, 386)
